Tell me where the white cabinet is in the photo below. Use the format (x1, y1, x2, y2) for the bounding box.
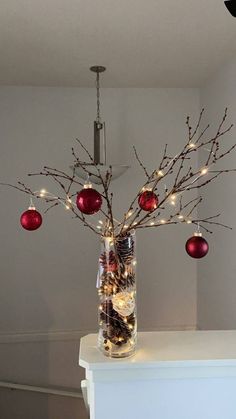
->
(79, 331, 236, 419)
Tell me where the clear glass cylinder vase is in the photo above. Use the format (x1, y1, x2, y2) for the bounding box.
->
(97, 231, 137, 358)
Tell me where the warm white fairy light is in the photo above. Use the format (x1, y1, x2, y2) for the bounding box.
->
(97, 225, 102, 229)
(150, 221, 155, 226)
(157, 170, 164, 177)
(128, 324, 133, 330)
(39, 188, 47, 197)
(65, 205, 70, 210)
(98, 220, 103, 225)
(127, 210, 133, 217)
(178, 214, 184, 220)
(188, 142, 196, 149)
(124, 224, 128, 229)
(160, 219, 166, 224)
(186, 219, 192, 224)
(99, 305, 102, 311)
(201, 167, 208, 175)
(132, 260, 137, 266)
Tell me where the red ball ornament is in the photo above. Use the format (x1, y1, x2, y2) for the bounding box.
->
(185, 235, 209, 259)
(20, 208, 43, 231)
(76, 187, 102, 215)
(138, 190, 158, 212)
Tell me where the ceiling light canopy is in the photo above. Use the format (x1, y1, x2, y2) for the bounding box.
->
(72, 66, 129, 184)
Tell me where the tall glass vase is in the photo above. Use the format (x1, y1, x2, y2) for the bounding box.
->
(97, 231, 137, 358)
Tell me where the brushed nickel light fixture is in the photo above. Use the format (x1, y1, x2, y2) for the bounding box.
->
(72, 66, 129, 184)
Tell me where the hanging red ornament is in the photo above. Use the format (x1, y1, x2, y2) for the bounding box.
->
(185, 234, 209, 259)
(76, 184, 102, 215)
(20, 206, 43, 231)
(138, 190, 158, 212)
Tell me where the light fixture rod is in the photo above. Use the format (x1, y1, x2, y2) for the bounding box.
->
(90, 66, 106, 165)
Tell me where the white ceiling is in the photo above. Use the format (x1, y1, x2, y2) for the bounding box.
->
(0, 0, 236, 87)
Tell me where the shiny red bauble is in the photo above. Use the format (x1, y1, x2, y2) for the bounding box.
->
(185, 235, 209, 259)
(138, 190, 158, 212)
(76, 188, 102, 215)
(20, 209, 43, 231)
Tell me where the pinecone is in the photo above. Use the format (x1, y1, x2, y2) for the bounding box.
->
(99, 269, 135, 296)
(99, 300, 133, 346)
(99, 250, 118, 273)
(116, 234, 135, 264)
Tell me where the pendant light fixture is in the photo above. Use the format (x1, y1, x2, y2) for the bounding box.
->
(72, 66, 129, 184)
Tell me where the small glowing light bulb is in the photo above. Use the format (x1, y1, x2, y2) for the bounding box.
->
(186, 219, 192, 224)
(128, 324, 133, 330)
(40, 189, 47, 197)
(98, 220, 103, 225)
(132, 260, 137, 266)
(150, 221, 155, 226)
(99, 305, 102, 311)
(188, 143, 196, 149)
(157, 170, 164, 177)
(97, 225, 102, 229)
(160, 219, 166, 224)
(65, 205, 70, 210)
(201, 167, 208, 175)
(178, 214, 184, 220)
(124, 224, 128, 229)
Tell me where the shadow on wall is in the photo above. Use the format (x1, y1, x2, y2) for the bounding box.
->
(0, 388, 87, 419)
(0, 284, 87, 419)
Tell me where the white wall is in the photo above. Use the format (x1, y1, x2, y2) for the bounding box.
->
(0, 87, 199, 417)
(198, 57, 236, 329)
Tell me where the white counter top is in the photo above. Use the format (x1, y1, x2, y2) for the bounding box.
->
(79, 330, 236, 370)
(79, 331, 236, 419)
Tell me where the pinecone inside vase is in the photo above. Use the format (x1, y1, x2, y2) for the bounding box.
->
(116, 233, 135, 264)
(99, 250, 118, 273)
(100, 300, 134, 346)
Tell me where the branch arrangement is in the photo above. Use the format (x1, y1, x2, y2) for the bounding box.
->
(1, 108, 235, 238)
